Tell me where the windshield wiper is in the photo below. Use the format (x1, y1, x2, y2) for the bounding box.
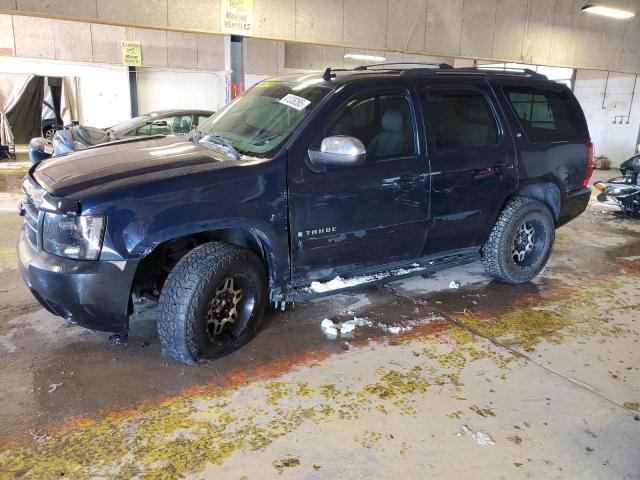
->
(199, 133, 241, 160)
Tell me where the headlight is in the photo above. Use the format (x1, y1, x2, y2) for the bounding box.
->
(42, 213, 105, 260)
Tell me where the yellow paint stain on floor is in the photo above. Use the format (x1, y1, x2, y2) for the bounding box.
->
(0, 274, 637, 479)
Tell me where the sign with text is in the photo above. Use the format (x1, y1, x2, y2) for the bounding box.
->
(121, 40, 142, 67)
(221, 0, 253, 36)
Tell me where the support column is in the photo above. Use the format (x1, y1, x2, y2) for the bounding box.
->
(229, 35, 245, 100)
(128, 66, 139, 118)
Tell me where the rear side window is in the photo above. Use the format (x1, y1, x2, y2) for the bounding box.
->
(422, 89, 499, 152)
(504, 86, 587, 143)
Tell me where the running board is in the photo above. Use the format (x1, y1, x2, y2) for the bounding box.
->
(275, 250, 480, 303)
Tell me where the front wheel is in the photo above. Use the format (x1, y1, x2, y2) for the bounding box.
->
(158, 242, 267, 364)
(482, 197, 555, 284)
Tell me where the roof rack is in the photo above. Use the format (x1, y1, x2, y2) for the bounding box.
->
(400, 66, 547, 79)
(353, 62, 453, 71)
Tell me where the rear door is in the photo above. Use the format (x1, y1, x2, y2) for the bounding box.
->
(414, 77, 518, 254)
(288, 81, 430, 285)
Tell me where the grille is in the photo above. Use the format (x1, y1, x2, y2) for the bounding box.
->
(22, 198, 39, 247)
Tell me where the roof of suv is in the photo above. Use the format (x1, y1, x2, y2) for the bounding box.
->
(271, 65, 551, 87)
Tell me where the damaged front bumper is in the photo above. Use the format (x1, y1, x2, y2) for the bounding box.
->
(17, 227, 138, 333)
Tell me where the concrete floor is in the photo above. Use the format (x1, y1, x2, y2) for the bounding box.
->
(0, 166, 638, 479)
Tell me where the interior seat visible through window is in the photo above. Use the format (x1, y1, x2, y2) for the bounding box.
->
(326, 90, 415, 161)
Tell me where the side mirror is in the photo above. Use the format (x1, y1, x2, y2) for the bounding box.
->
(308, 136, 366, 172)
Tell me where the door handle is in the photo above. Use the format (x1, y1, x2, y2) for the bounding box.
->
(396, 174, 418, 190)
(489, 164, 507, 175)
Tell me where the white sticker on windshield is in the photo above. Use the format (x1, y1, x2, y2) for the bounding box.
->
(279, 94, 311, 111)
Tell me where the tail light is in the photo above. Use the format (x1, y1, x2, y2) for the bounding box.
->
(584, 139, 595, 187)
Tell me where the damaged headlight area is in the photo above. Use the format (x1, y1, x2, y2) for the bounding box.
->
(42, 213, 105, 260)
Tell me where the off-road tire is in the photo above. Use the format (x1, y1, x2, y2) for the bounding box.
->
(481, 196, 555, 284)
(158, 242, 267, 365)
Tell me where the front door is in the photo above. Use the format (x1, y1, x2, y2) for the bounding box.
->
(288, 84, 430, 285)
(415, 79, 518, 254)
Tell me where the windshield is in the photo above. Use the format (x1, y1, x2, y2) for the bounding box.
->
(197, 80, 332, 158)
(109, 114, 155, 133)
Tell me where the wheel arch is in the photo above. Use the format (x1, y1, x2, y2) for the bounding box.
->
(513, 182, 561, 222)
(131, 227, 277, 300)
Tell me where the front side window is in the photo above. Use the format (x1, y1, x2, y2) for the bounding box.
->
(326, 90, 416, 161)
(504, 86, 587, 143)
(422, 88, 499, 152)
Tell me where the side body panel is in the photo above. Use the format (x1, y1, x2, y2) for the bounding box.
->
(413, 76, 519, 254)
(488, 77, 591, 225)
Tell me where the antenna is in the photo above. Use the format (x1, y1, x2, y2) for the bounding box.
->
(322, 67, 336, 81)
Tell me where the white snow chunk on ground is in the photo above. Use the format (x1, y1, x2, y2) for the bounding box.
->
(458, 425, 495, 446)
(321, 319, 338, 339)
(322, 317, 372, 339)
(340, 317, 372, 334)
(48, 383, 63, 393)
(321, 315, 441, 340)
(449, 281, 460, 289)
(383, 326, 402, 334)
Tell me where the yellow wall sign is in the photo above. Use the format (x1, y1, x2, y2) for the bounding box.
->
(221, 0, 253, 36)
(121, 40, 142, 67)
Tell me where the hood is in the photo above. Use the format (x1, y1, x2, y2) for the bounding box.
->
(33, 136, 241, 197)
(620, 154, 640, 175)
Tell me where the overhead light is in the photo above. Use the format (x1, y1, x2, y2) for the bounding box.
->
(344, 53, 386, 63)
(581, 4, 635, 19)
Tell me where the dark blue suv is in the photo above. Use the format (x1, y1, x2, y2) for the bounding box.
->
(17, 65, 594, 364)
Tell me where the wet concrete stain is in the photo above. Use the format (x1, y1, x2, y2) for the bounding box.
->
(0, 268, 637, 479)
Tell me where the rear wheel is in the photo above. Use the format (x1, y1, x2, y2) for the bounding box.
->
(482, 196, 555, 284)
(158, 242, 267, 364)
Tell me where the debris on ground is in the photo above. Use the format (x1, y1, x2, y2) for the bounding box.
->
(321, 315, 443, 339)
(321, 318, 339, 338)
(28, 429, 52, 445)
(272, 455, 300, 474)
(322, 317, 371, 339)
(47, 383, 63, 393)
(458, 425, 495, 446)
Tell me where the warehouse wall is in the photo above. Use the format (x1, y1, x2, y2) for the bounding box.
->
(574, 70, 640, 166)
(0, 14, 225, 70)
(284, 43, 452, 70)
(136, 69, 225, 113)
(0, 0, 639, 73)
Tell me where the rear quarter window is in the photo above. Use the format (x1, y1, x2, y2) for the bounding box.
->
(504, 86, 587, 143)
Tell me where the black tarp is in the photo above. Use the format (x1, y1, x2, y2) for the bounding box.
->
(6, 76, 44, 144)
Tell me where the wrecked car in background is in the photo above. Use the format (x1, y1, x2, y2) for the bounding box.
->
(29, 109, 214, 163)
(594, 153, 640, 215)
